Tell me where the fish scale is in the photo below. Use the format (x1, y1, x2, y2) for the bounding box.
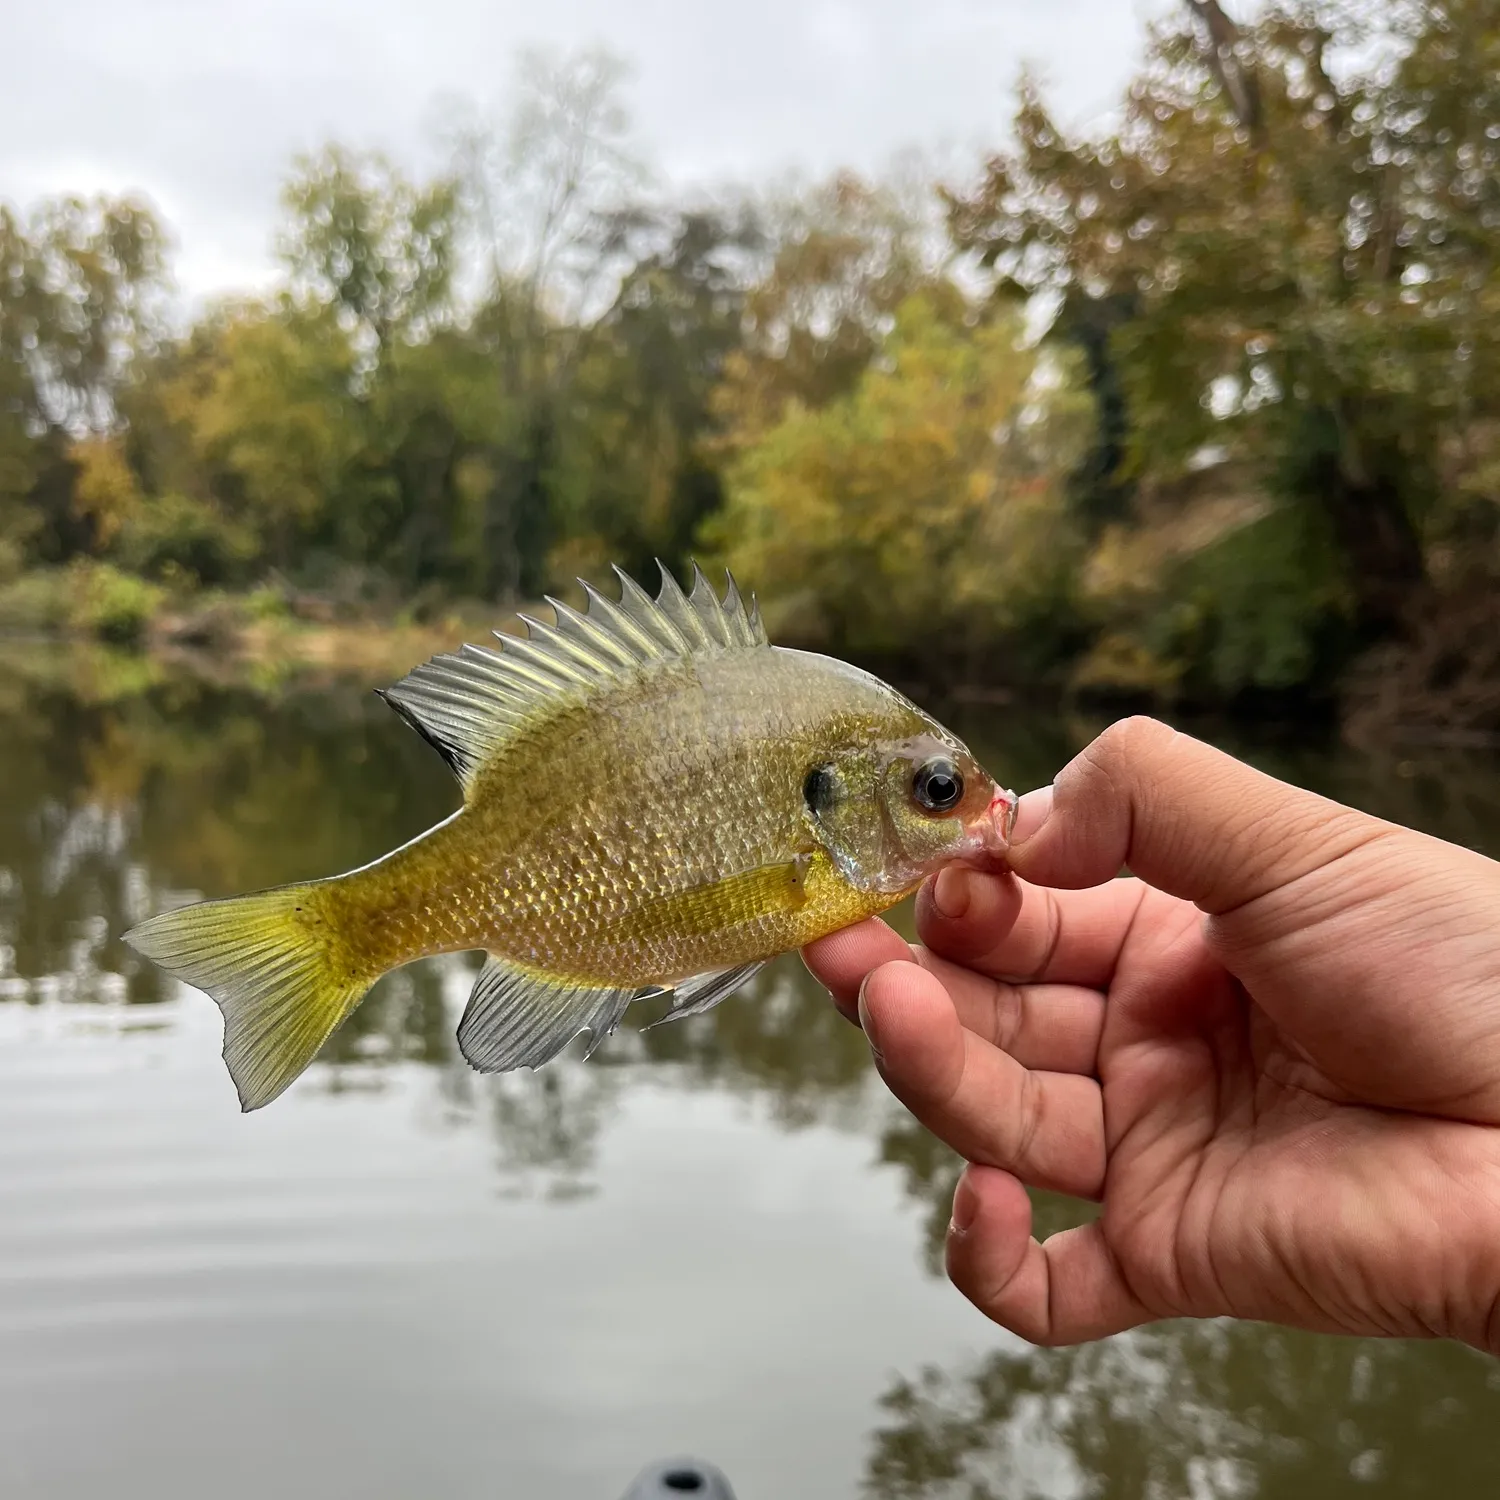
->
(125, 564, 1015, 1112)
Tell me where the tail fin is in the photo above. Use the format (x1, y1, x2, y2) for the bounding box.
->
(125, 884, 373, 1112)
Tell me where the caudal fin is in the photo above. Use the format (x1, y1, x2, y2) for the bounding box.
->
(125, 885, 373, 1112)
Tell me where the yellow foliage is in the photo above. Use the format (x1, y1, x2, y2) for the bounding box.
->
(1069, 632, 1186, 699)
(69, 435, 146, 547)
(143, 300, 361, 566)
(706, 293, 1085, 672)
(191, 307, 359, 538)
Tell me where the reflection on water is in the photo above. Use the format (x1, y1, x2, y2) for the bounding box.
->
(868, 1325, 1500, 1499)
(1, 644, 1499, 1498)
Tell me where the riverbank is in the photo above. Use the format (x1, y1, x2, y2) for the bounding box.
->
(0, 563, 507, 689)
(2, 561, 1496, 749)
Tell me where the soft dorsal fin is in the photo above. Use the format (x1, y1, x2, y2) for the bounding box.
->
(377, 562, 768, 796)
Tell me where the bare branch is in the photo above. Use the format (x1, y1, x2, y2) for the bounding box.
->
(1184, 0, 1265, 142)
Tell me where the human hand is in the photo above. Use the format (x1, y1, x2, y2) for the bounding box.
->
(804, 717, 1500, 1352)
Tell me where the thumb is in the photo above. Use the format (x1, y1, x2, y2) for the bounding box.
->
(1007, 717, 1388, 913)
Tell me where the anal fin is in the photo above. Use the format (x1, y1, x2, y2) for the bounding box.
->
(457, 956, 641, 1073)
(643, 961, 767, 1030)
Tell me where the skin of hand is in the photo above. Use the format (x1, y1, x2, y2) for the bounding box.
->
(804, 716, 1500, 1353)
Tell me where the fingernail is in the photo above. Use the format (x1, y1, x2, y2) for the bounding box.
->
(950, 1170, 978, 1236)
(932, 865, 973, 920)
(1009, 786, 1054, 846)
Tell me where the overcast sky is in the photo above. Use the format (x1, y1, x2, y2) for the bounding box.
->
(5, 0, 1177, 304)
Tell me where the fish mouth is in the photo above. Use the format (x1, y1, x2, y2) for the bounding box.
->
(959, 786, 1017, 870)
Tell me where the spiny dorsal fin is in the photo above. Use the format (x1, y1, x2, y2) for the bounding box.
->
(379, 563, 768, 796)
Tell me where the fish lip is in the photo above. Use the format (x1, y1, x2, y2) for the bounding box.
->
(960, 786, 1017, 870)
(991, 787, 1018, 844)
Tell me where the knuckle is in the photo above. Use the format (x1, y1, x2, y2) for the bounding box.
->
(1012, 1071, 1046, 1170)
(989, 979, 1023, 1052)
(1061, 716, 1173, 811)
(1093, 715, 1174, 768)
(1037, 888, 1065, 977)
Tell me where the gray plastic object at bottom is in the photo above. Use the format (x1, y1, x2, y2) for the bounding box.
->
(618, 1456, 736, 1499)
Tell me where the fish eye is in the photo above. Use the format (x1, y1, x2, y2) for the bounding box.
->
(803, 764, 839, 816)
(912, 756, 963, 814)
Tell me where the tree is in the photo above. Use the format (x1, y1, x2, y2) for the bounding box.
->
(707, 291, 1090, 680)
(711, 171, 936, 453)
(947, 0, 1500, 641)
(449, 45, 646, 326)
(443, 46, 650, 601)
(0, 193, 168, 560)
(549, 206, 762, 581)
(354, 328, 508, 595)
(129, 299, 362, 574)
(278, 147, 459, 371)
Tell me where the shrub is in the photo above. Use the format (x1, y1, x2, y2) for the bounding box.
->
(67, 562, 166, 645)
(112, 492, 260, 587)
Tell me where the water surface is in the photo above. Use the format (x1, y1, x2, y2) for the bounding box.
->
(1, 646, 1497, 1498)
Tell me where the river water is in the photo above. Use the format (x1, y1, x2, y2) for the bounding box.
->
(1, 644, 1498, 1499)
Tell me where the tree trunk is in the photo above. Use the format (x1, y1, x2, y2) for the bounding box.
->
(1184, 0, 1265, 144)
(1298, 428, 1428, 637)
(1319, 471, 1428, 636)
(1279, 398, 1428, 637)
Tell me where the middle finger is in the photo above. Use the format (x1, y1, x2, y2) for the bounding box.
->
(803, 922, 1105, 1077)
(860, 958, 1106, 1200)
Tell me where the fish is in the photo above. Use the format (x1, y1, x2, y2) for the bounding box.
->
(124, 564, 1017, 1112)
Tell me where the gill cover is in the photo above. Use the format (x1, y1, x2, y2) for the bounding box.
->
(803, 733, 998, 895)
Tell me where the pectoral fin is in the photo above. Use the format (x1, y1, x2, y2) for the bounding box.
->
(602, 855, 813, 946)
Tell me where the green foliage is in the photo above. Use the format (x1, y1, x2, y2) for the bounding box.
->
(0, 562, 164, 643)
(68, 561, 165, 644)
(279, 147, 459, 363)
(0, 194, 167, 436)
(350, 330, 508, 593)
(949, 0, 1500, 642)
(710, 172, 933, 453)
(546, 208, 759, 583)
(0, 193, 169, 562)
(0, 568, 74, 632)
(243, 584, 291, 622)
(112, 491, 259, 586)
(1155, 506, 1354, 699)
